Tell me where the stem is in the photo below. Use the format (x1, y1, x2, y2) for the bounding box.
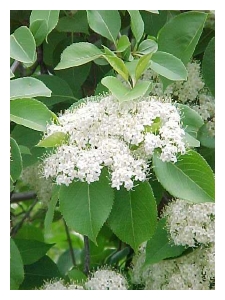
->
(83, 235, 90, 275)
(63, 219, 76, 267)
(10, 60, 21, 73)
(10, 191, 37, 203)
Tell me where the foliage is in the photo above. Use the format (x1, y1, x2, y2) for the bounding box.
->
(10, 10, 215, 290)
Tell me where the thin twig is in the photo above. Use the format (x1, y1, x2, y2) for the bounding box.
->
(63, 219, 76, 267)
(10, 60, 21, 73)
(10, 191, 37, 203)
(83, 235, 90, 275)
(10, 197, 39, 237)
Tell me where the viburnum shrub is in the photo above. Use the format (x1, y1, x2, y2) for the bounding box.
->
(10, 10, 215, 290)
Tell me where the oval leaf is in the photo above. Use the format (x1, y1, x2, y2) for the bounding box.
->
(56, 11, 89, 34)
(10, 98, 57, 132)
(37, 132, 67, 147)
(87, 10, 121, 44)
(128, 10, 144, 44)
(10, 26, 37, 64)
(30, 19, 48, 46)
(135, 53, 152, 82)
(55, 42, 102, 70)
(10, 137, 23, 182)
(59, 170, 114, 243)
(137, 39, 158, 55)
(150, 51, 187, 81)
(158, 12, 207, 64)
(10, 77, 52, 100)
(202, 37, 215, 96)
(103, 54, 129, 81)
(197, 124, 215, 149)
(108, 182, 157, 252)
(10, 239, 24, 290)
(116, 35, 131, 52)
(153, 150, 215, 203)
(30, 10, 60, 37)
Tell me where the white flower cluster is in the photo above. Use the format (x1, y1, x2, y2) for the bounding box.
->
(41, 279, 84, 290)
(131, 243, 215, 290)
(162, 199, 215, 247)
(22, 163, 53, 205)
(43, 95, 186, 190)
(85, 269, 128, 290)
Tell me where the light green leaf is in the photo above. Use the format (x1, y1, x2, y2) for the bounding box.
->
(30, 10, 60, 38)
(56, 11, 89, 34)
(10, 77, 52, 100)
(116, 35, 131, 52)
(202, 37, 215, 96)
(14, 239, 54, 265)
(158, 12, 207, 64)
(145, 218, 185, 266)
(10, 98, 57, 132)
(10, 137, 22, 182)
(30, 19, 48, 46)
(10, 26, 37, 64)
(18, 145, 32, 155)
(150, 51, 187, 81)
(184, 132, 200, 148)
(37, 132, 67, 147)
(197, 124, 215, 148)
(59, 169, 114, 243)
(145, 10, 159, 14)
(55, 42, 102, 70)
(137, 39, 158, 55)
(153, 150, 215, 203)
(135, 53, 152, 82)
(125, 60, 139, 86)
(87, 10, 121, 44)
(108, 182, 157, 252)
(103, 54, 129, 81)
(128, 10, 144, 44)
(44, 185, 59, 233)
(10, 239, 24, 290)
(102, 76, 151, 102)
(68, 269, 87, 283)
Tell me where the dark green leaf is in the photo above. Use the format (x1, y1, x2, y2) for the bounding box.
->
(153, 150, 215, 203)
(108, 182, 157, 252)
(128, 10, 144, 44)
(10, 137, 22, 182)
(10, 26, 37, 64)
(145, 218, 185, 266)
(15, 224, 44, 242)
(11, 125, 42, 149)
(87, 10, 121, 44)
(158, 11, 207, 64)
(137, 39, 158, 55)
(14, 239, 54, 265)
(30, 19, 48, 46)
(141, 10, 168, 37)
(59, 169, 114, 243)
(194, 28, 215, 56)
(202, 37, 215, 96)
(150, 51, 187, 81)
(20, 255, 61, 290)
(57, 11, 89, 34)
(10, 98, 57, 132)
(10, 77, 51, 100)
(36, 132, 67, 147)
(10, 239, 24, 290)
(68, 269, 87, 283)
(55, 42, 102, 70)
(57, 249, 83, 275)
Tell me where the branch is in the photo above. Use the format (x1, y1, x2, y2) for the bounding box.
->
(10, 191, 37, 203)
(10, 60, 21, 73)
(37, 45, 49, 74)
(63, 219, 76, 267)
(83, 235, 90, 275)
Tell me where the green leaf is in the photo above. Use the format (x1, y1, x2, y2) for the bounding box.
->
(14, 239, 54, 265)
(56, 11, 89, 34)
(10, 69, 15, 79)
(146, 10, 159, 14)
(15, 224, 44, 242)
(55, 42, 102, 70)
(10, 77, 52, 100)
(184, 132, 200, 148)
(18, 145, 32, 155)
(145, 218, 185, 266)
(10, 239, 24, 290)
(103, 54, 129, 81)
(128, 10, 144, 44)
(30, 19, 48, 46)
(158, 11, 207, 64)
(37, 132, 67, 147)
(150, 51, 187, 81)
(135, 53, 152, 82)
(30, 10, 60, 38)
(197, 124, 215, 148)
(137, 39, 158, 55)
(10, 98, 57, 132)
(178, 104, 204, 137)
(141, 10, 168, 37)
(44, 185, 59, 233)
(153, 150, 215, 203)
(116, 35, 131, 52)
(202, 37, 215, 96)
(10, 137, 22, 182)
(59, 169, 114, 243)
(11, 125, 42, 149)
(68, 269, 87, 283)
(87, 10, 121, 44)
(20, 255, 61, 290)
(10, 26, 37, 64)
(101, 76, 151, 102)
(108, 182, 157, 252)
